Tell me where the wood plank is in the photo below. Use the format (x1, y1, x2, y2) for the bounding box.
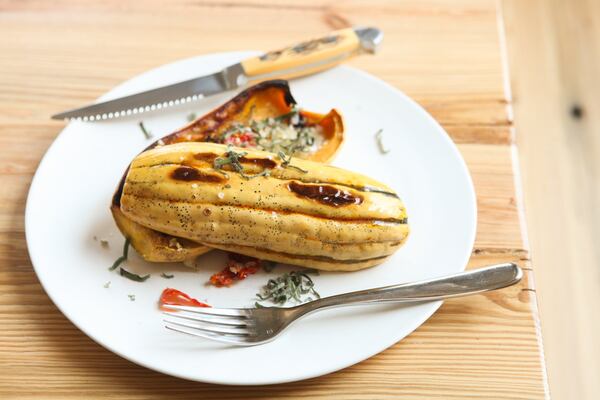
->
(0, 251, 545, 399)
(0, 0, 548, 398)
(460, 143, 523, 249)
(0, 0, 508, 143)
(502, 0, 600, 398)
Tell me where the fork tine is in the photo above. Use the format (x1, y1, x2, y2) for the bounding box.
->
(163, 318, 251, 336)
(162, 305, 250, 318)
(164, 323, 250, 345)
(162, 311, 253, 327)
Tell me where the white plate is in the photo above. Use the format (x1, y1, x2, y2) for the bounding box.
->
(26, 52, 476, 385)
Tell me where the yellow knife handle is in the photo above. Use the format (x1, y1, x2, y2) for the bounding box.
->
(241, 27, 382, 82)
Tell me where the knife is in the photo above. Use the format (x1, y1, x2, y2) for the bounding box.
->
(52, 27, 383, 121)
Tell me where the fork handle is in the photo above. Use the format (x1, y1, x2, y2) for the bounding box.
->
(298, 263, 522, 313)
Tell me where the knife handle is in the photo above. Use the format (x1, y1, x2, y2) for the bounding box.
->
(240, 27, 382, 82)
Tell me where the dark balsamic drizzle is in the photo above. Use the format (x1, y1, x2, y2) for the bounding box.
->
(171, 166, 225, 183)
(288, 181, 362, 207)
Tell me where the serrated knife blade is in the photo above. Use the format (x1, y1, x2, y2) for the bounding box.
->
(51, 64, 246, 121)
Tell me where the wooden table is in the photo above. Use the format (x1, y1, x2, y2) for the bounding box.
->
(0, 1, 549, 398)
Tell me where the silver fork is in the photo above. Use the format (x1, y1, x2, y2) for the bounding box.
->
(163, 262, 522, 346)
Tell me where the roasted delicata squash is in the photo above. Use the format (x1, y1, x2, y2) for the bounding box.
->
(119, 142, 409, 272)
(111, 80, 344, 264)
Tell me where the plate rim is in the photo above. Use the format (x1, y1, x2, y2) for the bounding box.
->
(25, 51, 477, 385)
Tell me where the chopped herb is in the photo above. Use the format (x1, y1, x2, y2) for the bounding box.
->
(256, 270, 320, 306)
(187, 112, 197, 122)
(123, 237, 130, 258)
(255, 302, 265, 308)
(160, 272, 175, 279)
(139, 121, 152, 140)
(109, 256, 126, 271)
(100, 239, 109, 248)
(128, 294, 136, 301)
(109, 238, 131, 270)
(119, 267, 150, 282)
(220, 106, 320, 155)
(375, 129, 390, 154)
(213, 145, 271, 180)
(221, 123, 248, 140)
(103, 281, 111, 288)
(223, 184, 232, 189)
(213, 145, 245, 170)
(277, 151, 308, 173)
(273, 105, 300, 122)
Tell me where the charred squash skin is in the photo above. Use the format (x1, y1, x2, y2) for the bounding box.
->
(120, 143, 409, 272)
(111, 80, 344, 264)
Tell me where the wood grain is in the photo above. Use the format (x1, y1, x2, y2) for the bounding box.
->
(502, 0, 600, 398)
(0, 0, 548, 398)
(0, 252, 542, 400)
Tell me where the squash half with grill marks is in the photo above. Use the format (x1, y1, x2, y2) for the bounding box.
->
(111, 80, 344, 264)
(119, 142, 409, 271)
